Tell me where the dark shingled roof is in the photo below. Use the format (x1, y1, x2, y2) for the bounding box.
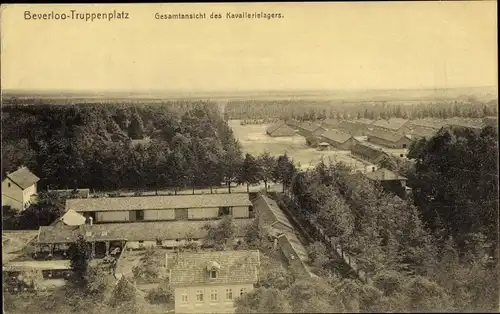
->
(321, 119, 341, 129)
(372, 118, 409, 131)
(408, 126, 438, 140)
(266, 121, 296, 136)
(66, 193, 252, 212)
(355, 118, 375, 125)
(266, 121, 287, 134)
(409, 118, 446, 130)
(365, 168, 407, 181)
(297, 121, 324, 133)
(169, 250, 260, 286)
(5, 167, 40, 190)
(444, 118, 486, 130)
(368, 128, 410, 143)
(321, 129, 352, 144)
(253, 195, 293, 230)
(336, 120, 365, 136)
(351, 142, 391, 161)
(37, 219, 255, 244)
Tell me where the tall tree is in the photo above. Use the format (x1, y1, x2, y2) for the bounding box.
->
(258, 152, 276, 191)
(127, 111, 145, 139)
(68, 234, 92, 288)
(238, 153, 262, 192)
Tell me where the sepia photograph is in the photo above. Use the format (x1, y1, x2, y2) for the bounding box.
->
(1, 2, 498, 313)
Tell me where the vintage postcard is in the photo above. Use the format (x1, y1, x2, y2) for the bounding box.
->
(1, 2, 498, 314)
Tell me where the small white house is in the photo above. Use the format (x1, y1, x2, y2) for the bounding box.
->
(2, 166, 40, 211)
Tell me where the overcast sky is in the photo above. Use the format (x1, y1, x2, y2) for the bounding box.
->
(1, 2, 497, 92)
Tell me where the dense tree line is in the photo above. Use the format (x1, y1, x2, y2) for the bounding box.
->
(235, 154, 497, 312)
(225, 99, 498, 121)
(238, 122, 498, 312)
(2, 103, 241, 192)
(2, 103, 302, 196)
(407, 125, 498, 257)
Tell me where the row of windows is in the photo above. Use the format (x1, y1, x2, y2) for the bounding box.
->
(181, 288, 246, 303)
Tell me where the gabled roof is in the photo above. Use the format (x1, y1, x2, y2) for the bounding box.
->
(444, 118, 486, 130)
(59, 209, 86, 226)
(355, 118, 375, 125)
(169, 250, 260, 286)
(37, 219, 255, 244)
(368, 128, 410, 143)
(266, 121, 295, 135)
(351, 142, 391, 160)
(409, 118, 446, 130)
(278, 233, 308, 261)
(338, 120, 358, 128)
(5, 167, 40, 190)
(365, 168, 407, 181)
(254, 195, 293, 230)
(321, 129, 352, 144)
(321, 119, 341, 128)
(407, 126, 437, 140)
(66, 193, 252, 212)
(297, 121, 323, 133)
(372, 118, 409, 131)
(266, 121, 287, 134)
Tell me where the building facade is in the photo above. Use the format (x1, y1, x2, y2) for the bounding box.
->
(319, 129, 356, 150)
(65, 194, 254, 224)
(351, 142, 392, 165)
(169, 250, 260, 314)
(367, 129, 414, 149)
(2, 166, 40, 211)
(36, 219, 255, 257)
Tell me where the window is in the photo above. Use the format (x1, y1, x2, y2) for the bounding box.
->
(181, 291, 188, 303)
(210, 289, 218, 301)
(136, 210, 144, 221)
(8, 182, 11, 188)
(240, 288, 246, 296)
(210, 270, 217, 279)
(402, 144, 407, 149)
(156, 238, 162, 246)
(174, 208, 188, 220)
(225, 289, 233, 300)
(196, 289, 204, 302)
(218, 206, 232, 216)
(138, 240, 144, 244)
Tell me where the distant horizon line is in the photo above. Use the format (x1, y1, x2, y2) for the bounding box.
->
(1, 84, 497, 95)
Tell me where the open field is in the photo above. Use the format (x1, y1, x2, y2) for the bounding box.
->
(229, 120, 370, 170)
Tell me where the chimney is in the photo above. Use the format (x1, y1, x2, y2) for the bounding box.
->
(88, 217, 93, 226)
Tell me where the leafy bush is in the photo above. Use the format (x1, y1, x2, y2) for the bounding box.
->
(145, 284, 173, 304)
